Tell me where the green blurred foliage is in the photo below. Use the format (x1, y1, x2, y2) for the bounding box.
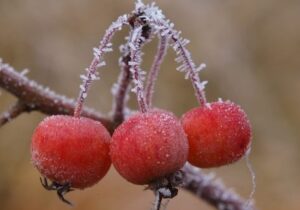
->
(0, 0, 300, 209)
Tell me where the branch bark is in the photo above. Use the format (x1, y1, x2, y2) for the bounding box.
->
(0, 62, 113, 132)
(181, 164, 256, 210)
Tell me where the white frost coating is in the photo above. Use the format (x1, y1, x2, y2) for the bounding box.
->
(97, 61, 106, 68)
(158, 188, 172, 197)
(80, 85, 85, 91)
(3, 112, 11, 120)
(181, 38, 190, 46)
(176, 64, 187, 72)
(128, 61, 139, 66)
(135, 0, 145, 10)
(160, 29, 170, 37)
(80, 74, 88, 81)
(175, 56, 184, 63)
(205, 102, 212, 109)
(195, 80, 208, 91)
(90, 74, 100, 81)
(111, 83, 119, 96)
(20, 69, 29, 76)
(128, 42, 136, 50)
(82, 93, 88, 99)
(102, 47, 113, 52)
(93, 47, 101, 55)
(196, 63, 206, 72)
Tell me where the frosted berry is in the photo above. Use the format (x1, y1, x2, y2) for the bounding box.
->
(110, 110, 188, 185)
(181, 101, 251, 168)
(31, 115, 111, 189)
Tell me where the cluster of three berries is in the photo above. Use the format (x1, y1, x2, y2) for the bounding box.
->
(31, 101, 251, 189)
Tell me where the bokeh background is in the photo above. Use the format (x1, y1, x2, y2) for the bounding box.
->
(1, 0, 300, 209)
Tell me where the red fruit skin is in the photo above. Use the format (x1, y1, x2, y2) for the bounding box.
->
(110, 110, 188, 185)
(31, 115, 111, 189)
(182, 101, 251, 168)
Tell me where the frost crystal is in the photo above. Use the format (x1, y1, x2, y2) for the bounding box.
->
(20, 69, 29, 76)
(97, 61, 106, 68)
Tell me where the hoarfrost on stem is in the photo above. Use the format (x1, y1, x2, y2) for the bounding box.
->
(74, 14, 129, 117)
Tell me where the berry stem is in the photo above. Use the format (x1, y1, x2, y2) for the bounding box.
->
(145, 35, 169, 107)
(148, 19, 207, 106)
(171, 35, 207, 106)
(153, 192, 163, 210)
(128, 26, 148, 113)
(74, 15, 128, 118)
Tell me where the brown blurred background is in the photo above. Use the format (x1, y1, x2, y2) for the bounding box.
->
(0, 0, 300, 209)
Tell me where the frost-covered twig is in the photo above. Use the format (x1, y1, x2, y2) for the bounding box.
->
(0, 100, 29, 127)
(145, 35, 169, 107)
(0, 60, 113, 131)
(74, 15, 128, 117)
(181, 164, 256, 210)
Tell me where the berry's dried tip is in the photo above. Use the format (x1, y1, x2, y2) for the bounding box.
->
(40, 177, 74, 206)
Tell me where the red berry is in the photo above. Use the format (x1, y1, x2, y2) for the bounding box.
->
(110, 110, 188, 185)
(181, 101, 251, 168)
(31, 115, 111, 189)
